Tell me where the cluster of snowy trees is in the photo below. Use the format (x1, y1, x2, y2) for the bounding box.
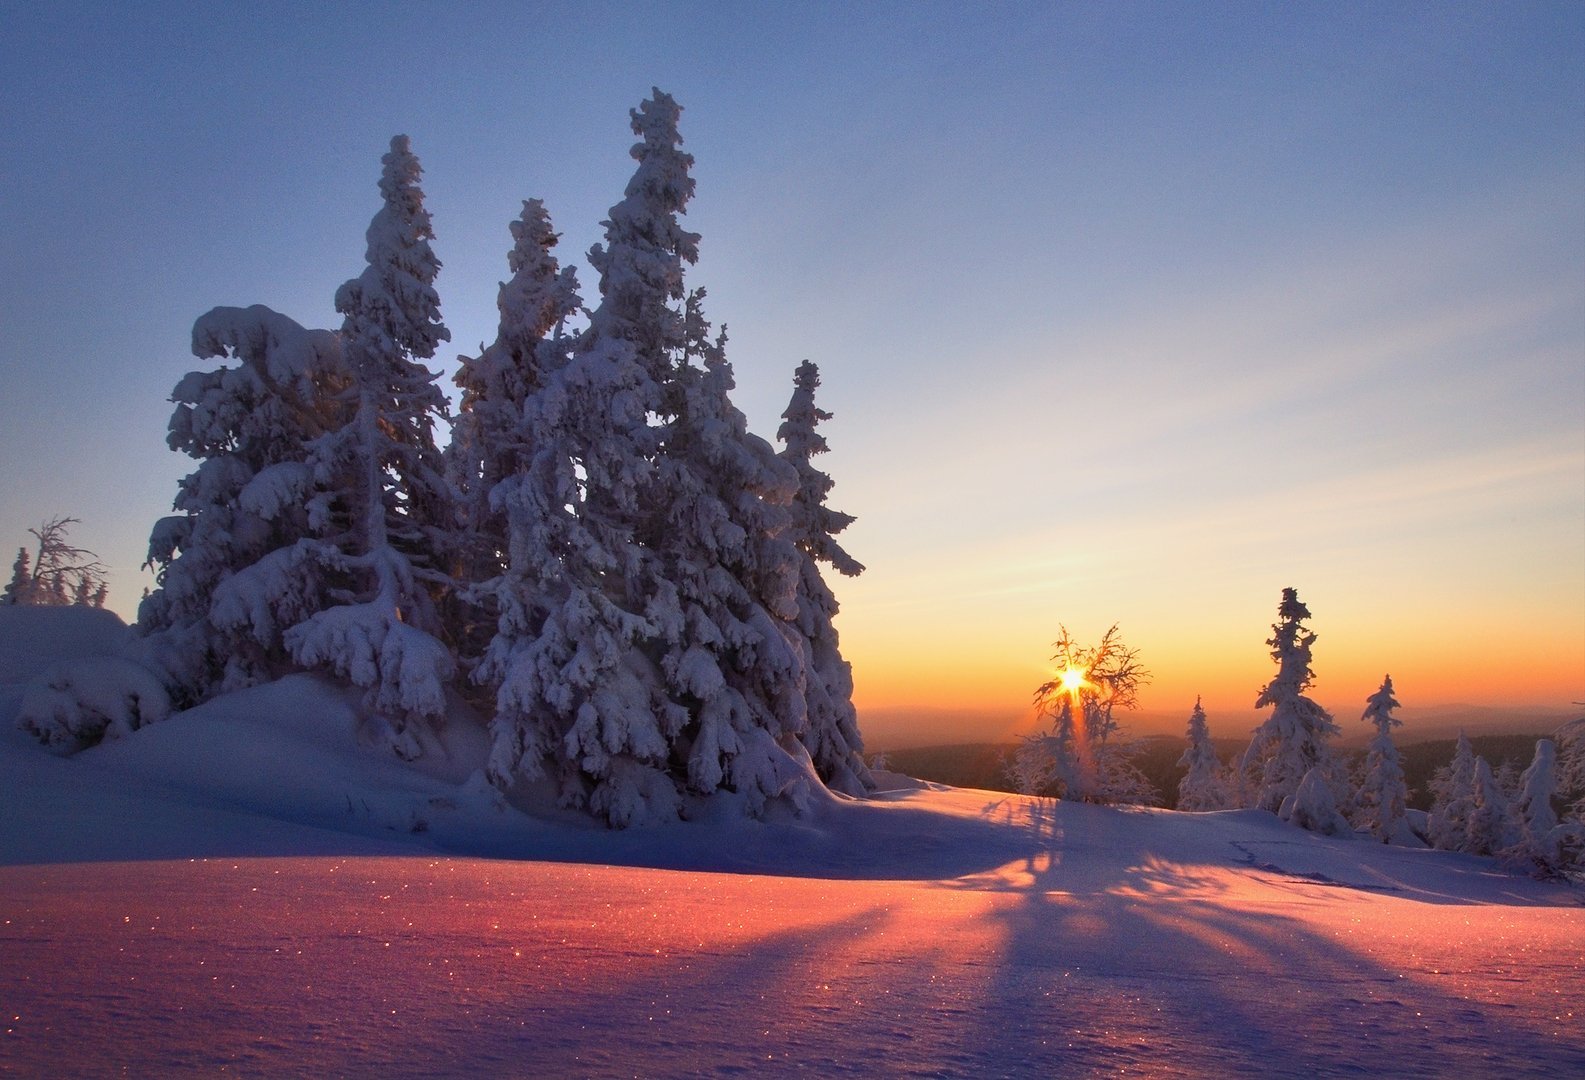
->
(1012, 588, 1584, 878)
(26, 90, 873, 826)
(3, 518, 109, 609)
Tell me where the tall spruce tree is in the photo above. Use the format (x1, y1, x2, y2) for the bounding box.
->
(483, 90, 698, 825)
(447, 199, 582, 663)
(1240, 588, 1339, 814)
(1355, 674, 1411, 843)
(276, 135, 457, 758)
(777, 360, 872, 795)
(649, 293, 814, 813)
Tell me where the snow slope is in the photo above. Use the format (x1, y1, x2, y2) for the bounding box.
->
(2, 609, 1582, 1076)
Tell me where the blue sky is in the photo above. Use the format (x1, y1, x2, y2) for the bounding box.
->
(3, 2, 1581, 740)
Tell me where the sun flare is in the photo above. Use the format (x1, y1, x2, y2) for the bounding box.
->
(1059, 666, 1087, 694)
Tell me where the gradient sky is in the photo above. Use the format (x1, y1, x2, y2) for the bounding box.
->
(3, 2, 1581, 746)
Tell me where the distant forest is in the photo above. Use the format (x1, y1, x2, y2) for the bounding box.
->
(881, 734, 1555, 813)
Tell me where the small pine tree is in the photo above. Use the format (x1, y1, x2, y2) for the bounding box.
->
(1557, 717, 1585, 820)
(1280, 766, 1351, 835)
(1427, 730, 1478, 851)
(1240, 588, 1340, 815)
(1177, 697, 1228, 811)
(3, 547, 31, 605)
(647, 293, 814, 816)
(1465, 756, 1518, 856)
(1355, 674, 1411, 843)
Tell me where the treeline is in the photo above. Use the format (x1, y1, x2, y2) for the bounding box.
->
(882, 734, 1556, 814)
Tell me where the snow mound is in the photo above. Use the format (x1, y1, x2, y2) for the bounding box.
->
(0, 605, 131, 682)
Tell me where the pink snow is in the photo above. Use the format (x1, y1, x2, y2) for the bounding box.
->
(2, 608, 1581, 1075)
(4, 791, 1582, 1076)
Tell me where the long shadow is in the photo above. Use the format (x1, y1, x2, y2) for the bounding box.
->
(946, 797, 1585, 1078)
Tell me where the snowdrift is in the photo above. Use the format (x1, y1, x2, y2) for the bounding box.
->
(3, 608, 1582, 1076)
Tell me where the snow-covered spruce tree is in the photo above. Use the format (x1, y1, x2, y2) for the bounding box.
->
(1176, 697, 1228, 811)
(482, 90, 702, 825)
(1465, 755, 1519, 856)
(777, 359, 872, 796)
(446, 198, 583, 666)
(1505, 739, 1582, 877)
(1427, 730, 1478, 851)
(3, 548, 32, 605)
(1355, 674, 1412, 843)
(1282, 766, 1351, 835)
(251, 135, 456, 759)
(646, 292, 818, 815)
(1240, 588, 1340, 815)
(1015, 626, 1155, 804)
(139, 307, 349, 705)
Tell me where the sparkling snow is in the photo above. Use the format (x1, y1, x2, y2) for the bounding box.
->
(2, 609, 1581, 1076)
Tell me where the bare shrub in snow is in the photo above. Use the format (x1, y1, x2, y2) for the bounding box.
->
(3, 518, 109, 609)
(1014, 626, 1156, 805)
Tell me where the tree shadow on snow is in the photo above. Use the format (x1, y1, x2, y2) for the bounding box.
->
(941, 796, 1585, 1078)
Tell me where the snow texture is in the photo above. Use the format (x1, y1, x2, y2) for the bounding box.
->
(3, 613, 1582, 1079)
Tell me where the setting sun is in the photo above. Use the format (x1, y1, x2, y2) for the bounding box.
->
(1060, 666, 1088, 694)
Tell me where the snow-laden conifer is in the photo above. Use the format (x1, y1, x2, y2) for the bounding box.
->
(1465, 755, 1519, 856)
(1355, 674, 1413, 843)
(1240, 588, 1340, 815)
(482, 91, 697, 825)
(777, 360, 872, 796)
(141, 306, 347, 705)
(4, 548, 32, 606)
(645, 294, 817, 814)
(1427, 730, 1478, 851)
(254, 135, 456, 758)
(1176, 697, 1228, 811)
(447, 199, 582, 612)
(1504, 739, 1582, 877)
(1280, 766, 1351, 835)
